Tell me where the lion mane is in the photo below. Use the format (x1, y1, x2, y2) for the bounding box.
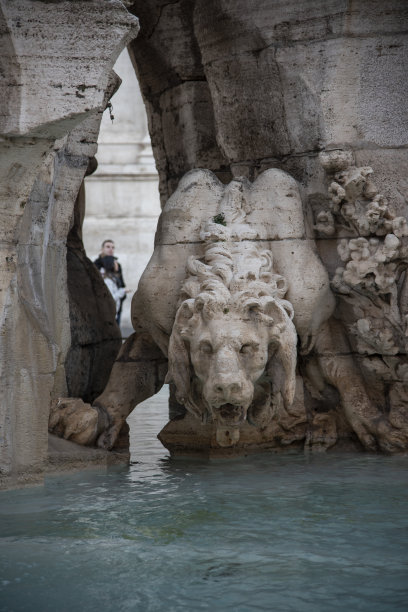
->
(167, 222, 298, 425)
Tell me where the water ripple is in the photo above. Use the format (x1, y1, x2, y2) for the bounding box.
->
(0, 387, 408, 611)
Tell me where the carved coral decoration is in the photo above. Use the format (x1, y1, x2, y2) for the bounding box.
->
(318, 150, 408, 448)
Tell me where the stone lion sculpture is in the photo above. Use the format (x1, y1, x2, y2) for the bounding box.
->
(50, 168, 407, 454)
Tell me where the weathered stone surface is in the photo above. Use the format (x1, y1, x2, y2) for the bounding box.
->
(160, 81, 224, 179)
(313, 151, 408, 449)
(130, 0, 408, 201)
(122, 0, 408, 456)
(50, 167, 408, 456)
(47, 434, 129, 478)
(0, 0, 139, 488)
(0, 0, 137, 137)
(49, 398, 100, 446)
(129, 1, 231, 203)
(158, 413, 305, 459)
(2, 0, 408, 485)
(159, 390, 360, 457)
(65, 239, 122, 403)
(66, 153, 122, 404)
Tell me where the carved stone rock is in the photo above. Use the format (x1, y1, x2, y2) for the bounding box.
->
(50, 167, 408, 455)
(49, 398, 100, 447)
(2, 1, 408, 487)
(314, 149, 408, 453)
(0, 0, 139, 488)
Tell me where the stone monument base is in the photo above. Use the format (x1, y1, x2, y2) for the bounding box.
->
(158, 411, 363, 458)
(158, 414, 307, 458)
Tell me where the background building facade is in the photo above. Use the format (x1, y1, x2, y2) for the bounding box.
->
(84, 49, 161, 334)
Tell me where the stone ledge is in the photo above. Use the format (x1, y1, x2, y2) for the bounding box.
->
(0, 435, 130, 491)
(158, 414, 305, 459)
(0, 472, 44, 491)
(47, 434, 129, 474)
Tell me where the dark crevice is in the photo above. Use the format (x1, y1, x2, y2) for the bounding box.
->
(145, 1, 182, 40)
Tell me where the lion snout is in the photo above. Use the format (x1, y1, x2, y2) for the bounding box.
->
(214, 380, 243, 399)
(204, 374, 253, 427)
(206, 375, 253, 408)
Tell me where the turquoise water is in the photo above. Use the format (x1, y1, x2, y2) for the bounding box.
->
(1, 388, 408, 612)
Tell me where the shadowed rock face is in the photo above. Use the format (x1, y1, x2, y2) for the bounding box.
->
(65, 230, 122, 404)
(65, 168, 122, 405)
(129, 0, 408, 199)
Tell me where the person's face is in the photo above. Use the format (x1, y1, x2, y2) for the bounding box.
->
(102, 242, 115, 256)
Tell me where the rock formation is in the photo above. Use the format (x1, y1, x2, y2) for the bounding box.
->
(49, 168, 408, 456)
(125, 0, 408, 453)
(1, 0, 408, 485)
(0, 0, 139, 488)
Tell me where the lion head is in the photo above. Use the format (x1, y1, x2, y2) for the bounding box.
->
(167, 230, 298, 447)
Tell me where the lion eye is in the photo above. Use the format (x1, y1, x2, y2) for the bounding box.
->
(240, 343, 258, 354)
(200, 342, 213, 354)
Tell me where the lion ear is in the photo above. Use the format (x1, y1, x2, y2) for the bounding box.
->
(167, 300, 195, 404)
(265, 302, 298, 408)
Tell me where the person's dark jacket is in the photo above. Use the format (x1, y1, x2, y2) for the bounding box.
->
(94, 255, 126, 289)
(94, 255, 127, 325)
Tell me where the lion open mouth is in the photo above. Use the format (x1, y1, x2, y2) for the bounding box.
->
(214, 403, 246, 424)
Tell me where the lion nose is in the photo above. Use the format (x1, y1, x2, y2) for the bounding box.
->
(213, 380, 242, 399)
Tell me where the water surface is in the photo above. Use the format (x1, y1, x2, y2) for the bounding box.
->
(1, 388, 407, 611)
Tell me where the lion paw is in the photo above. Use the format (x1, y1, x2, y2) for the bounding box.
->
(375, 418, 408, 454)
(96, 420, 124, 451)
(49, 398, 100, 446)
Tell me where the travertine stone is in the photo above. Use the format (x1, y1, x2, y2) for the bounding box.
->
(47, 434, 129, 477)
(0, 0, 139, 488)
(123, 0, 408, 456)
(2, 0, 408, 484)
(49, 398, 100, 447)
(65, 182, 122, 403)
(0, 0, 137, 136)
(50, 167, 408, 456)
(130, 0, 407, 209)
(129, 0, 231, 203)
(314, 151, 408, 450)
(160, 81, 224, 178)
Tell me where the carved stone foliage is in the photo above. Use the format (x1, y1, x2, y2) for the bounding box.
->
(316, 150, 408, 439)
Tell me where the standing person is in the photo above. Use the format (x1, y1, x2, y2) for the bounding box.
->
(99, 255, 127, 323)
(94, 239, 127, 325)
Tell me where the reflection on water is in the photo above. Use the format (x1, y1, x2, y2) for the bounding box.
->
(1, 386, 408, 611)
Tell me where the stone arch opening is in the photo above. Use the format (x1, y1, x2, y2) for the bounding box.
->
(83, 48, 161, 337)
(63, 47, 162, 408)
(62, 47, 170, 453)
